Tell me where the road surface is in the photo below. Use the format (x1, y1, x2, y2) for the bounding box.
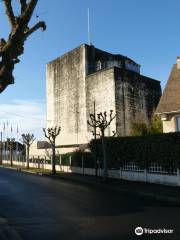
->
(0, 168, 179, 240)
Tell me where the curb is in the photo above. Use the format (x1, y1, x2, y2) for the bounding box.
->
(0, 165, 43, 176)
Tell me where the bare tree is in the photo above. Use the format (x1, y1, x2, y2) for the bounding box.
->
(0, 0, 46, 93)
(7, 138, 15, 166)
(87, 110, 116, 180)
(22, 133, 35, 169)
(43, 126, 61, 174)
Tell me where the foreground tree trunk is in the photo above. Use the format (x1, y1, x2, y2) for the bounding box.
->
(0, 0, 46, 93)
(52, 142, 56, 175)
(101, 131, 107, 180)
(26, 146, 29, 169)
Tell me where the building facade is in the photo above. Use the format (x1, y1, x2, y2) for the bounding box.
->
(46, 44, 161, 149)
(156, 57, 180, 132)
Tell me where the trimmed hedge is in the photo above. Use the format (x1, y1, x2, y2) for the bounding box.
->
(60, 151, 94, 168)
(89, 132, 180, 169)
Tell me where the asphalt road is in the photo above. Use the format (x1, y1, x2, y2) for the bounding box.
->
(0, 168, 179, 240)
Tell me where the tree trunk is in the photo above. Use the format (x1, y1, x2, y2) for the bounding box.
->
(0, 132, 3, 165)
(101, 131, 107, 180)
(52, 142, 56, 175)
(10, 146, 13, 166)
(27, 146, 29, 169)
(0, 143, 3, 165)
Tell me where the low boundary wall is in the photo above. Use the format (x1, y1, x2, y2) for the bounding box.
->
(3, 160, 180, 187)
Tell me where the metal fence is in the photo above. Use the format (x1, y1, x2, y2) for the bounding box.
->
(121, 162, 177, 175)
(4, 153, 178, 175)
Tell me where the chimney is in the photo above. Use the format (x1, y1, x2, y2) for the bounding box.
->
(177, 56, 180, 70)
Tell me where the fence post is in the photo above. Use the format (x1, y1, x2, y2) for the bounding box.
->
(44, 156, 46, 167)
(42, 156, 44, 169)
(69, 155, 71, 173)
(177, 168, 180, 186)
(144, 169, 147, 183)
(69, 155, 71, 166)
(60, 155, 62, 167)
(119, 167, 122, 180)
(82, 156, 84, 175)
(38, 156, 40, 169)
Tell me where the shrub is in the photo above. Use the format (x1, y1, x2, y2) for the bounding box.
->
(131, 116, 163, 136)
(89, 132, 180, 169)
(59, 150, 94, 168)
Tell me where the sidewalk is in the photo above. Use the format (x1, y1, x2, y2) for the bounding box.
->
(45, 172, 180, 205)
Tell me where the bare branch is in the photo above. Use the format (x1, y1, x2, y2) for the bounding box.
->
(22, 133, 35, 147)
(43, 126, 61, 145)
(88, 110, 116, 136)
(19, 0, 27, 14)
(0, 0, 46, 93)
(2, 0, 15, 28)
(24, 21, 46, 39)
(22, 0, 38, 26)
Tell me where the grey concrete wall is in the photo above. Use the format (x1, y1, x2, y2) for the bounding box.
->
(46, 63, 55, 127)
(46, 45, 87, 145)
(86, 68, 116, 138)
(114, 68, 161, 136)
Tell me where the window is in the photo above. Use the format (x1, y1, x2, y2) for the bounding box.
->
(176, 116, 180, 131)
(96, 60, 102, 71)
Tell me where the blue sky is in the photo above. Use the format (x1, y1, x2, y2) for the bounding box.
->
(0, 0, 179, 138)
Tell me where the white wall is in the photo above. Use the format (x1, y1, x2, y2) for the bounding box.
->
(4, 160, 180, 187)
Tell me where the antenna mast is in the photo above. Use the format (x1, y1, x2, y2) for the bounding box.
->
(88, 8, 91, 45)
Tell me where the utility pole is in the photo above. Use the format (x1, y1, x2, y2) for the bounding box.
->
(93, 102, 98, 176)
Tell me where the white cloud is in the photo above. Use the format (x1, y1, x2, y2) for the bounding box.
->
(0, 99, 46, 140)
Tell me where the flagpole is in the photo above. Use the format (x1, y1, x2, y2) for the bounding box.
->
(16, 125, 18, 162)
(0, 131, 2, 165)
(7, 120, 8, 139)
(11, 124, 12, 139)
(3, 122, 6, 161)
(3, 123, 5, 162)
(11, 124, 13, 163)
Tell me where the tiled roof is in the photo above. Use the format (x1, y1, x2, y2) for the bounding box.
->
(156, 64, 180, 114)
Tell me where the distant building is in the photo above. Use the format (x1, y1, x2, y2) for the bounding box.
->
(45, 44, 161, 152)
(156, 57, 180, 132)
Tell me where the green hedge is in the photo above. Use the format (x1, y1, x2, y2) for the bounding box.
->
(59, 151, 94, 168)
(89, 132, 180, 169)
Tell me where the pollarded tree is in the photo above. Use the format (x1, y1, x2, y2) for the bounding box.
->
(22, 133, 35, 169)
(0, 0, 46, 93)
(43, 126, 61, 175)
(87, 110, 116, 180)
